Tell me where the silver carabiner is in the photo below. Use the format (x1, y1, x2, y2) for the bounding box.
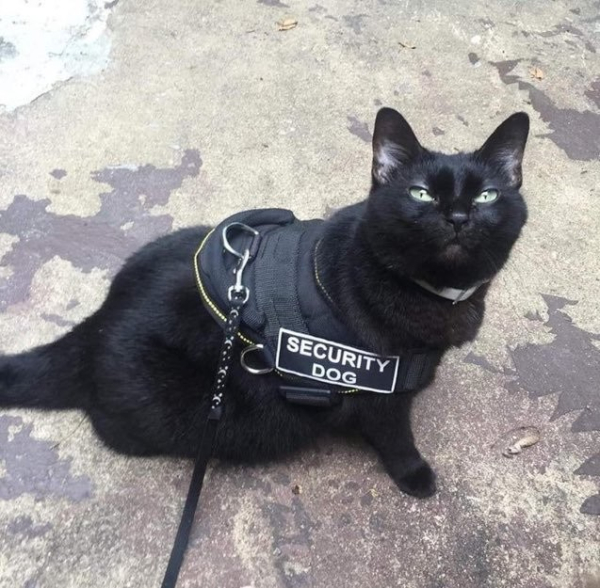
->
(222, 222, 259, 260)
(222, 222, 258, 304)
(240, 344, 274, 375)
(227, 248, 251, 303)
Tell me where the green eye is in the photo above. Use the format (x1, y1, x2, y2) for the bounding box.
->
(409, 187, 434, 202)
(474, 189, 499, 204)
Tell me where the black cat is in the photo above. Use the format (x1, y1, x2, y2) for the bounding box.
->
(0, 108, 529, 498)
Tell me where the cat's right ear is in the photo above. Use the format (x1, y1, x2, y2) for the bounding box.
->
(477, 112, 529, 188)
(372, 108, 422, 185)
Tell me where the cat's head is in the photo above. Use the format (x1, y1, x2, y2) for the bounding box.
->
(364, 107, 529, 289)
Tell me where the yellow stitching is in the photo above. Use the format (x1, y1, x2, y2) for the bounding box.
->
(193, 230, 254, 346)
(313, 240, 336, 306)
(194, 232, 358, 394)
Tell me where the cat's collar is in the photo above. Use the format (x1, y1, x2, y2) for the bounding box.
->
(412, 278, 488, 304)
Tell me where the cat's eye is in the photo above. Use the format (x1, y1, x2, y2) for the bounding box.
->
(474, 189, 499, 204)
(409, 187, 434, 202)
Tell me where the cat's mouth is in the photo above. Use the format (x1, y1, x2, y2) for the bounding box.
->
(438, 236, 472, 263)
(442, 242, 465, 259)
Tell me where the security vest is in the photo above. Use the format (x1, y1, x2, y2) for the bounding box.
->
(194, 209, 442, 404)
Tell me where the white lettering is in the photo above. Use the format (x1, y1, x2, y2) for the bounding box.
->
(299, 339, 313, 357)
(312, 363, 325, 377)
(341, 350, 357, 368)
(342, 371, 357, 384)
(284, 332, 396, 388)
(312, 364, 357, 385)
(313, 343, 327, 360)
(362, 356, 375, 371)
(326, 367, 341, 380)
(376, 359, 390, 373)
(287, 336, 300, 353)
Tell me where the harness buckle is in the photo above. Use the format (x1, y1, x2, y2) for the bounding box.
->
(279, 385, 341, 407)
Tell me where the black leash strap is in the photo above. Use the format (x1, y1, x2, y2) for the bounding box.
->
(160, 296, 244, 588)
(159, 417, 218, 588)
(161, 225, 256, 588)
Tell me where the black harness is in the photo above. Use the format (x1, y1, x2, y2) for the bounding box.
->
(194, 208, 442, 403)
(161, 208, 443, 587)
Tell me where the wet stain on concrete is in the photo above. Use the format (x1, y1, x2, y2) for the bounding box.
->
(7, 515, 52, 538)
(490, 60, 600, 161)
(49, 169, 67, 180)
(346, 115, 371, 142)
(262, 496, 315, 587)
(506, 294, 600, 512)
(535, 22, 596, 53)
(65, 299, 80, 311)
(580, 493, 600, 516)
(258, 0, 289, 7)
(0, 37, 17, 61)
(0, 150, 201, 310)
(576, 453, 600, 477)
(40, 313, 76, 328)
(0, 415, 92, 501)
(464, 351, 502, 375)
(508, 296, 600, 426)
(585, 79, 600, 109)
(343, 14, 368, 35)
(468, 52, 480, 65)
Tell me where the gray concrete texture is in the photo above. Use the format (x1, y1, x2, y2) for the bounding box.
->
(0, 0, 599, 587)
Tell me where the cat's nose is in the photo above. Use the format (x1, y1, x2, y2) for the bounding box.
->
(447, 211, 469, 231)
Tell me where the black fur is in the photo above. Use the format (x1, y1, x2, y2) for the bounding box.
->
(0, 108, 529, 498)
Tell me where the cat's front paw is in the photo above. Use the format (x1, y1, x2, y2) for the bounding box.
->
(395, 461, 437, 498)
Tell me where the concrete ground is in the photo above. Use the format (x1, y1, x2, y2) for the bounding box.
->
(1, 0, 599, 586)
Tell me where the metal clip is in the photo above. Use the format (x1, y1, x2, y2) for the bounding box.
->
(228, 249, 250, 303)
(222, 222, 259, 260)
(222, 222, 260, 304)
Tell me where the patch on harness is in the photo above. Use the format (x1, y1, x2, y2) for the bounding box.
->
(276, 329, 399, 393)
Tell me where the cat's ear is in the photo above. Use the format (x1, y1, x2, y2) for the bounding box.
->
(477, 112, 529, 188)
(372, 108, 422, 185)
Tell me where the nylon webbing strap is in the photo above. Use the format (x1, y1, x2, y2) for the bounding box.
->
(160, 293, 246, 588)
(254, 225, 307, 341)
(160, 418, 217, 588)
(396, 351, 442, 391)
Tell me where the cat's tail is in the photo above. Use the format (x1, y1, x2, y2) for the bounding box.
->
(0, 328, 89, 410)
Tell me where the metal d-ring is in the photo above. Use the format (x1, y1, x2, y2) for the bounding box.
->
(240, 344, 274, 375)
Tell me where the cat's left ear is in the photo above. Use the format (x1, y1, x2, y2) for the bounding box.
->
(477, 112, 530, 188)
(372, 108, 423, 185)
